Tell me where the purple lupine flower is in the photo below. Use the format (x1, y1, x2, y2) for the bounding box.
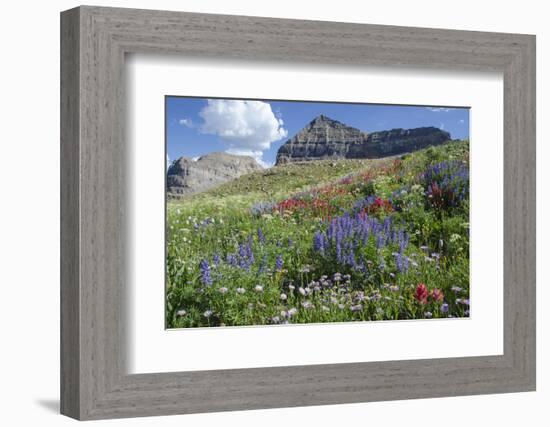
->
(441, 303, 449, 314)
(313, 231, 325, 254)
(398, 230, 409, 252)
(336, 240, 342, 263)
(212, 253, 221, 266)
(257, 227, 265, 243)
(394, 252, 403, 273)
(246, 242, 254, 265)
(312, 209, 408, 271)
(199, 259, 213, 286)
(275, 255, 284, 272)
(394, 251, 409, 273)
(376, 233, 385, 249)
(232, 240, 255, 271)
(423, 160, 469, 208)
(347, 251, 357, 268)
(238, 243, 247, 263)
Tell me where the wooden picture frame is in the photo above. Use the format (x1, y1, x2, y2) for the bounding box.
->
(60, 5, 536, 420)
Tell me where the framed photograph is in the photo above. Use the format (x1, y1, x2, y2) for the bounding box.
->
(164, 97, 471, 329)
(61, 6, 536, 420)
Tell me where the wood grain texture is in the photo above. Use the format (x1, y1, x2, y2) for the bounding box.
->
(60, 7, 80, 419)
(60, 5, 536, 420)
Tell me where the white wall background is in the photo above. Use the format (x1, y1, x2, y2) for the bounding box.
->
(0, 0, 546, 425)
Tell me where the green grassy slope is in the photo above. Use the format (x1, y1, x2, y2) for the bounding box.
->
(166, 140, 470, 328)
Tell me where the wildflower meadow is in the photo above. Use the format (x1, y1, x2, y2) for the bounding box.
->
(166, 141, 470, 328)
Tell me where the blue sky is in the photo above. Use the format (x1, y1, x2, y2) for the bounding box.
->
(166, 97, 470, 168)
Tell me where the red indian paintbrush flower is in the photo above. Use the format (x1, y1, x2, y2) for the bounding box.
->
(415, 283, 429, 304)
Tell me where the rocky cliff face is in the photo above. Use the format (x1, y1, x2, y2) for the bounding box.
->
(276, 115, 451, 164)
(167, 152, 262, 196)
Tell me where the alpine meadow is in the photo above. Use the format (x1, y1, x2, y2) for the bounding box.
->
(165, 98, 470, 328)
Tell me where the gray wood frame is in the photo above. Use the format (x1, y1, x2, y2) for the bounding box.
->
(60, 5, 536, 420)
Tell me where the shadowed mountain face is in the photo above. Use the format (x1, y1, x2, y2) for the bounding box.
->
(275, 115, 451, 165)
(167, 152, 262, 196)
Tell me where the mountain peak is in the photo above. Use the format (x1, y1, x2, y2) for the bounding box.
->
(309, 114, 341, 126)
(312, 114, 329, 122)
(167, 152, 262, 196)
(276, 116, 451, 165)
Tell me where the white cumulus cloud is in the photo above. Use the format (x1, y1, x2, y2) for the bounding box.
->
(179, 118, 194, 128)
(226, 148, 274, 169)
(426, 107, 454, 112)
(199, 99, 287, 160)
